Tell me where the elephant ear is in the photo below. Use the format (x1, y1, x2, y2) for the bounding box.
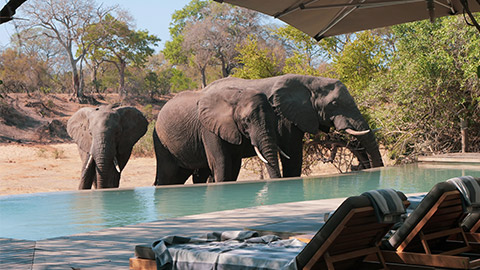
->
(67, 107, 95, 153)
(115, 107, 149, 150)
(271, 78, 319, 134)
(198, 89, 242, 145)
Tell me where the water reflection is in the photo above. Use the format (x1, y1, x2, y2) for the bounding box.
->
(153, 185, 208, 218)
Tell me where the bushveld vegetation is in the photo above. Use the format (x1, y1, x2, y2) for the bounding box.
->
(1, 0, 479, 165)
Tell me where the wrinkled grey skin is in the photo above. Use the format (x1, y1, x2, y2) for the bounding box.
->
(203, 74, 384, 177)
(153, 87, 281, 185)
(67, 105, 148, 189)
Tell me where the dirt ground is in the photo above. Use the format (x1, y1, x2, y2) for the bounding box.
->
(0, 142, 344, 196)
(0, 143, 156, 195)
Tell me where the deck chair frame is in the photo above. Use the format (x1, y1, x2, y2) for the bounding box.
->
(381, 190, 480, 269)
(299, 197, 410, 270)
(304, 206, 389, 270)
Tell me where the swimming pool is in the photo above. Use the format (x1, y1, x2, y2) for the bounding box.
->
(1, 163, 479, 240)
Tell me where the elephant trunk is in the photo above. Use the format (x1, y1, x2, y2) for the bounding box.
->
(252, 132, 282, 179)
(91, 139, 120, 188)
(357, 131, 384, 168)
(333, 116, 384, 168)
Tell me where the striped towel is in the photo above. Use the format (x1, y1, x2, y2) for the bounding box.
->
(152, 230, 305, 270)
(362, 189, 406, 223)
(447, 176, 480, 213)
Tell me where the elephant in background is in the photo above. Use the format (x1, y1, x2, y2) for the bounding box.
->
(204, 74, 383, 177)
(67, 104, 148, 189)
(153, 87, 282, 185)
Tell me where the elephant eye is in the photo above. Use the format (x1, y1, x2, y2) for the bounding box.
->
(332, 101, 338, 106)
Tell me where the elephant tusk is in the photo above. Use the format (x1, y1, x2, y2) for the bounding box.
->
(254, 146, 269, 164)
(85, 154, 93, 170)
(279, 149, 290, 160)
(345, 128, 370, 136)
(372, 127, 382, 133)
(113, 157, 121, 173)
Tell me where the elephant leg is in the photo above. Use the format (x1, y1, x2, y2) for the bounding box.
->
(230, 156, 242, 181)
(193, 168, 211, 184)
(279, 125, 305, 177)
(203, 131, 240, 182)
(112, 172, 121, 188)
(153, 129, 191, 185)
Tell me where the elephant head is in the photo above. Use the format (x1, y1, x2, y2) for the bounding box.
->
(270, 74, 383, 168)
(197, 87, 282, 179)
(67, 104, 148, 189)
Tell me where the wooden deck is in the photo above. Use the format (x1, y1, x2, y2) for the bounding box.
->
(417, 153, 480, 164)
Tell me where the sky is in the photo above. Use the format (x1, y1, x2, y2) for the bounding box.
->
(0, 0, 193, 50)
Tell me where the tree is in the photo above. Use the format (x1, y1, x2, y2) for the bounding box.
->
(273, 25, 325, 75)
(163, 0, 208, 66)
(329, 31, 388, 98)
(0, 48, 50, 93)
(83, 13, 160, 96)
(164, 0, 262, 87)
(182, 20, 217, 87)
(233, 35, 283, 79)
(20, 0, 112, 102)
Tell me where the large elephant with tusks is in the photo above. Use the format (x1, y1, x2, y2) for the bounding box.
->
(203, 74, 384, 177)
(153, 87, 282, 185)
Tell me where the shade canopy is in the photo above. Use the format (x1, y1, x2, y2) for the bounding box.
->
(214, 0, 480, 40)
(0, 0, 27, 24)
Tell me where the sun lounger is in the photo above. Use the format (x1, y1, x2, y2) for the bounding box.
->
(130, 189, 409, 270)
(380, 176, 480, 269)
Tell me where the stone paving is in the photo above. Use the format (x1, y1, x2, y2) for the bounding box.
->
(1, 197, 347, 269)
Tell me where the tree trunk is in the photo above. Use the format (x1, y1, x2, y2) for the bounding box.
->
(200, 66, 207, 88)
(72, 63, 82, 98)
(118, 61, 126, 96)
(461, 118, 468, 153)
(67, 51, 87, 103)
(220, 56, 228, 78)
(92, 67, 99, 93)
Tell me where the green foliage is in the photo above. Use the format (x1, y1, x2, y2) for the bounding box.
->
(233, 36, 282, 79)
(273, 25, 324, 75)
(169, 68, 197, 92)
(143, 71, 162, 96)
(371, 16, 480, 161)
(163, 36, 188, 66)
(329, 31, 388, 98)
(283, 52, 320, 76)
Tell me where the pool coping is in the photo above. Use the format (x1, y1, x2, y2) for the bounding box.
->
(0, 166, 381, 199)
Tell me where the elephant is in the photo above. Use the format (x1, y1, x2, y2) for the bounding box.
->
(153, 87, 282, 185)
(203, 74, 384, 177)
(67, 104, 148, 189)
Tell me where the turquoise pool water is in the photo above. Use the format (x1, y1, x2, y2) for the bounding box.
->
(1, 163, 479, 240)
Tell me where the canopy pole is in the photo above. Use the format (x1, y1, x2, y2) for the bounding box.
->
(460, 0, 480, 33)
